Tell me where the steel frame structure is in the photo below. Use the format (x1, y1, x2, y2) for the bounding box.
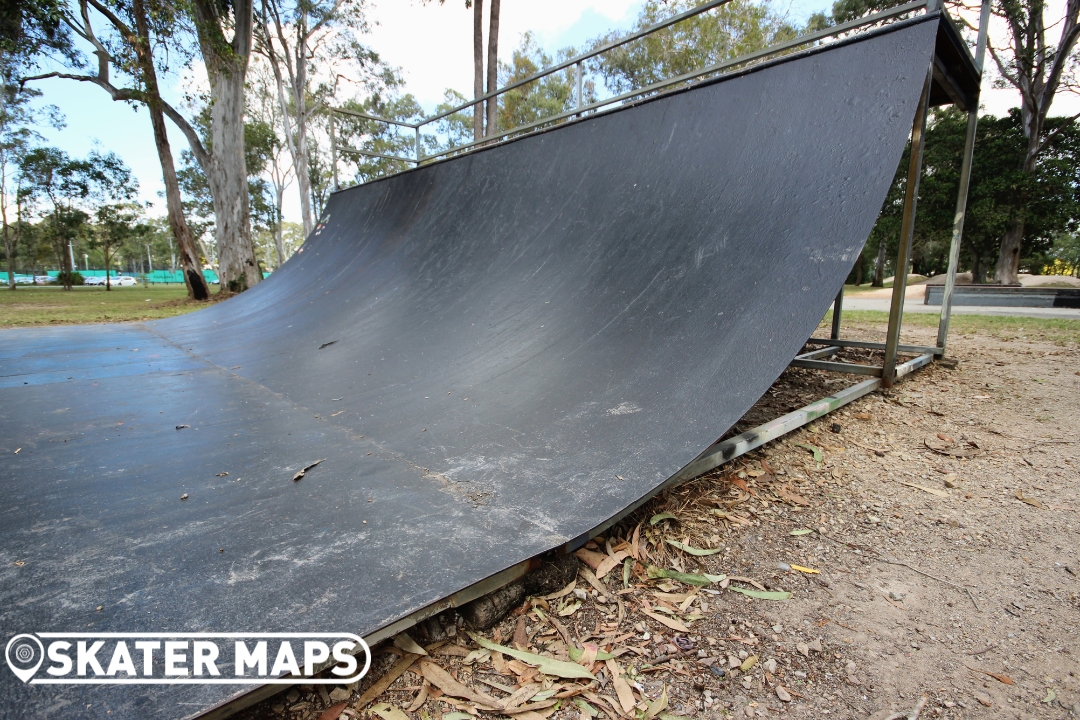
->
(207, 5, 990, 718)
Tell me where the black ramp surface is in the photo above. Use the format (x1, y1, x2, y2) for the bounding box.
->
(0, 18, 937, 718)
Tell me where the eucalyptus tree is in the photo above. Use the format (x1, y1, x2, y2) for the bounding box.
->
(25, 0, 260, 294)
(22, 0, 214, 298)
(255, 0, 380, 236)
(247, 60, 294, 265)
(985, 0, 1080, 283)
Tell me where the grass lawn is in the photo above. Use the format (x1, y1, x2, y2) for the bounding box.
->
(0, 285, 216, 328)
(823, 308, 1080, 346)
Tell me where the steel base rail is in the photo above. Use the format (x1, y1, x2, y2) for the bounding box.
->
(565, 350, 935, 551)
(804, 337, 943, 355)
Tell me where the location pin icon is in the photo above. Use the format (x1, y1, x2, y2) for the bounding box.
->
(5, 634, 44, 683)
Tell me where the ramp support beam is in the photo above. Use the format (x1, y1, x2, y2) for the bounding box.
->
(883, 64, 934, 387)
(830, 287, 844, 339)
(937, 0, 991, 352)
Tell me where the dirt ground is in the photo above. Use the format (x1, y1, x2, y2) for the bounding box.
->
(240, 319, 1080, 720)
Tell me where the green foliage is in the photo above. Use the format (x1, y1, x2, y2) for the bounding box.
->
(860, 109, 1080, 283)
(1047, 232, 1080, 275)
(590, 0, 800, 95)
(335, 94, 425, 182)
(56, 269, 84, 285)
(497, 34, 590, 132)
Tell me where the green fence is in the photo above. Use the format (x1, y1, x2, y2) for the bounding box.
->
(3, 270, 269, 284)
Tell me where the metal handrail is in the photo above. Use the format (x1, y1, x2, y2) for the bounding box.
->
(331, 0, 931, 183)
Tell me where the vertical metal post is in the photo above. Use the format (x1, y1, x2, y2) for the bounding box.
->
(830, 287, 844, 340)
(882, 66, 934, 387)
(329, 110, 339, 191)
(575, 61, 583, 113)
(415, 126, 422, 164)
(936, 0, 991, 352)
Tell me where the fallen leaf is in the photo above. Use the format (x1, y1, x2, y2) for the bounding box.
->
(215, 471, 229, 477)
(643, 686, 668, 720)
(649, 513, 678, 525)
(665, 539, 722, 556)
(557, 600, 581, 617)
(441, 714, 474, 720)
(175, 424, 189, 430)
(789, 528, 814, 536)
(317, 702, 347, 720)
(795, 442, 823, 463)
(354, 653, 421, 711)
(937, 433, 955, 443)
(731, 476, 749, 492)
(406, 683, 428, 712)
(967, 666, 1014, 685)
(729, 587, 791, 601)
(469, 633, 596, 680)
(393, 632, 428, 656)
(605, 659, 636, 714)
(900, 481, 949, 498)
(369, 703, 410, 720)
(292, 459, 325, 481)
(569, 644, 609, 666)
(788, 564, 819, 574)
(640, 608, 690, 633)
(513, 616, 529, 649)
(855, 412, 871, 421)
(573, 698, 599, 718)
(1015, 490, 1045, 508)
(318, 340, 337, 349)
(419, 659, 503, 708)
(1043, 688, 1057, 703)
(596, 551, 629, 579)
(574, 548, 606, 570)
(775, 485, 810, 506)
(740, 655, 758, 672)
(646, 566, 723, 587)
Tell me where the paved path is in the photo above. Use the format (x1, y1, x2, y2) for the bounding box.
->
(843, 296, 1080, 319)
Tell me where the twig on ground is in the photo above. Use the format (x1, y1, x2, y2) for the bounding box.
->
(883, 695, 928, 720)
(966, 588, 982, 612)
(965, 643, 996, 655)
(876, 557, 966, 591)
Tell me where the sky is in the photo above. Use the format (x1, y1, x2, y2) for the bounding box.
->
(26, 0, 1079, 224)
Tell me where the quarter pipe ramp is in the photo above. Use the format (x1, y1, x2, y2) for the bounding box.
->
(0, 17, 939, 718)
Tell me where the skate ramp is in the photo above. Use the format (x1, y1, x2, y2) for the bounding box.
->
(0, 17, 938, 718)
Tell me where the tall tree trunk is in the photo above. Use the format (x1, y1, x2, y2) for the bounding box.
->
(485, 0, 500, 138)
(274, 183, 285, 266)
(994, 216, 1025, 285)
(292, 33, 314, 237)
(1, 193, 13, 291)
(132, 0, 210, 300)
(872, 236, 887, 287)
(473, 0, 484, 141)
(206, 67, 259, 292)
(994, 136, 1038, 285)
(192, 0, 260, 293)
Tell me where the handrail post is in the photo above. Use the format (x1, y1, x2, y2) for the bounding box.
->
(329, 109, 339, 191)
(575, 61, 583, 114)
(415, 126, 422, 164)
(883, 65, 933, 387)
